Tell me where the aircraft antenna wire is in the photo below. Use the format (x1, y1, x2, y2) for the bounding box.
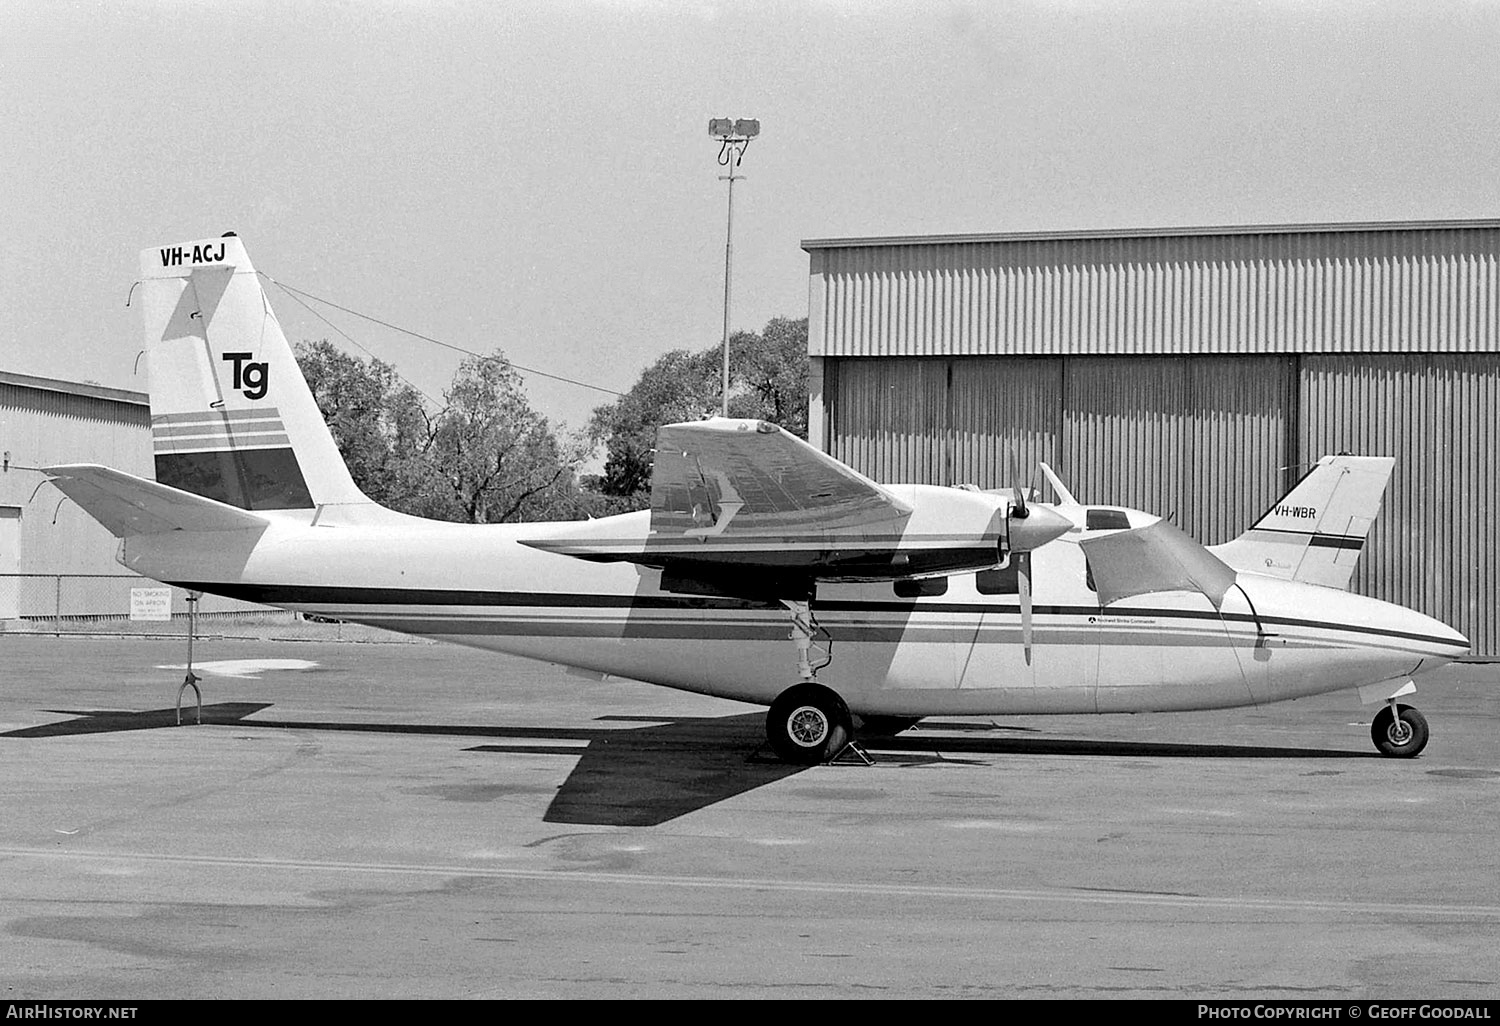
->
(263, 276, 626, 399)
(262, 277, 445, 410)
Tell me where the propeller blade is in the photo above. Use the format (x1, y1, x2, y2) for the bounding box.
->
(1016, 550, 1033, 666)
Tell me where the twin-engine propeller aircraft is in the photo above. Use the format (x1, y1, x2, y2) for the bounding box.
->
(45, 236, 1469, 764)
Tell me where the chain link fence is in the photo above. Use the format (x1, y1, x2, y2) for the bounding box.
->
(0, 574, 428, 643)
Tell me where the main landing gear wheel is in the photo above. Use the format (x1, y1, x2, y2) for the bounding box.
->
(766, 682, 853, 765)
(1371, 703, 1429, 758)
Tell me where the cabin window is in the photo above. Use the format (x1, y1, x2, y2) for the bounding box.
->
(894, 577, 948, 598)
(1085, 508, 1131, 531)
(975, 564, 1020, 595)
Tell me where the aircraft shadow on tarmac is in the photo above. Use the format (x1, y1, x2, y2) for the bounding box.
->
(4, 703, 1379, 826)
(2, 703, 276, 737)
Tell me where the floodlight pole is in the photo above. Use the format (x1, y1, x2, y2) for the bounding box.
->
(718, 155, 742, 418)
(710, 119, 757, 418)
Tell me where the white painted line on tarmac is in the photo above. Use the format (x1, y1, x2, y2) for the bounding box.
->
(3, 846, 1498, 919)
(154, 658, 320, 678)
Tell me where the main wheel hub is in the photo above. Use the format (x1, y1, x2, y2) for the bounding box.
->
(788, 706, 830, 747)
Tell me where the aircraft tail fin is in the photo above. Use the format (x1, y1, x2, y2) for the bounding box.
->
(138, 235, 369, 513)
(1209, 455, 1395, 590)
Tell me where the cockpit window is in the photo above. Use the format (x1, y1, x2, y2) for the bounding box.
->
(894, 577, 948, 599)
(1085, 508, 1131, 531)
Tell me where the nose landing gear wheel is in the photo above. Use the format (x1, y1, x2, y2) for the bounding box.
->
(767, 682, 853, 765)
(1371, 703, 1429, 758)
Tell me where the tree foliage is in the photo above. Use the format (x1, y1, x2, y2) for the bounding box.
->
(296, 340, 584, 523)
(297, 315, 807, 522)
(587, 317, 809, 507)
(429, 354, 580, 524)
(296, 339, 434, 512)
(729, 316, 810, 440)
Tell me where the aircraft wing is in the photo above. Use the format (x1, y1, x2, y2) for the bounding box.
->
(524, 419, 1009, 592)
(648, 419, 912, 535)
(44, 464, 270, 537)
(1079, 519, 1238, 609)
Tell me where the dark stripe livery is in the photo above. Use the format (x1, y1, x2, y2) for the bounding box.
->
(165, 581, 1461, 648)
(155, 448, 314, 510)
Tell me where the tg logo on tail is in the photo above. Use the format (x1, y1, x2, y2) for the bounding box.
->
(222, 352, 269, 400)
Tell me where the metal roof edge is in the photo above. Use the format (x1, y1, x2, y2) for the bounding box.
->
(0, 370, 148, 407)
(800, 217, 1500, 251)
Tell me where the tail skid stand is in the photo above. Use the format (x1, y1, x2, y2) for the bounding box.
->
(176, 591, 203, 726)
(754, 599, 873, 766)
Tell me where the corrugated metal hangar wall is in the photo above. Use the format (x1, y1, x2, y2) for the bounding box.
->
(0, 372, 151, 589)
(802, 221, 1500, 655)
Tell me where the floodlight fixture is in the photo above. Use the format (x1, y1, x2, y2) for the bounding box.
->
(709, 117, 760, 141)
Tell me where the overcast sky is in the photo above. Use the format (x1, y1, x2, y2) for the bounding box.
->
(3, 0, 1498, 437)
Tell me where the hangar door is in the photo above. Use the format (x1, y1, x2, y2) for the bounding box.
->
(1062, 356, 1298, 546)
(824, 357, 1061, 490)
(0, 506, 19, 620)
(824, 355, 1297, 546)
(1300, 354, 1498, 655)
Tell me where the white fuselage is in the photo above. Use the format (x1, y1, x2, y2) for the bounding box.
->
(118, 505, 1470, 717)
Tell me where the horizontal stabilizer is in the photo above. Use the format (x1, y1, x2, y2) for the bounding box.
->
(44, 464, 270, 537)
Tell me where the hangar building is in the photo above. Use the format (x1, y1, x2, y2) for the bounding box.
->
(0, 371, 152, 618)
(802, 219, 1499, 655)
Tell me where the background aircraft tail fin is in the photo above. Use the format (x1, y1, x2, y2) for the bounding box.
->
(137, 235, 369, 513)
(1209, 455, 1395, 590)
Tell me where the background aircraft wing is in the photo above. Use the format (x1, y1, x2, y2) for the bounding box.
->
(1080, 519, 1238, 609)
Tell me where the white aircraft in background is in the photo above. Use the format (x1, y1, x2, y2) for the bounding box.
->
(44, 236, 1468, 764)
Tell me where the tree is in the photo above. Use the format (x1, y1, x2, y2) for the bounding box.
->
(296, 341, 584, 523)
(429, 354, 581, 524)
(587, 347, 722, 499)
(296, 339, 436, 511)
(728, 316, 809, 439)
(587, 317, 809, 508)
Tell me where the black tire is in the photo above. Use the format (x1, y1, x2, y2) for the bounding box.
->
(1371, 704, 1429, 758)
(857, 715, 920, 737)
(766, 683, 853, 765)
